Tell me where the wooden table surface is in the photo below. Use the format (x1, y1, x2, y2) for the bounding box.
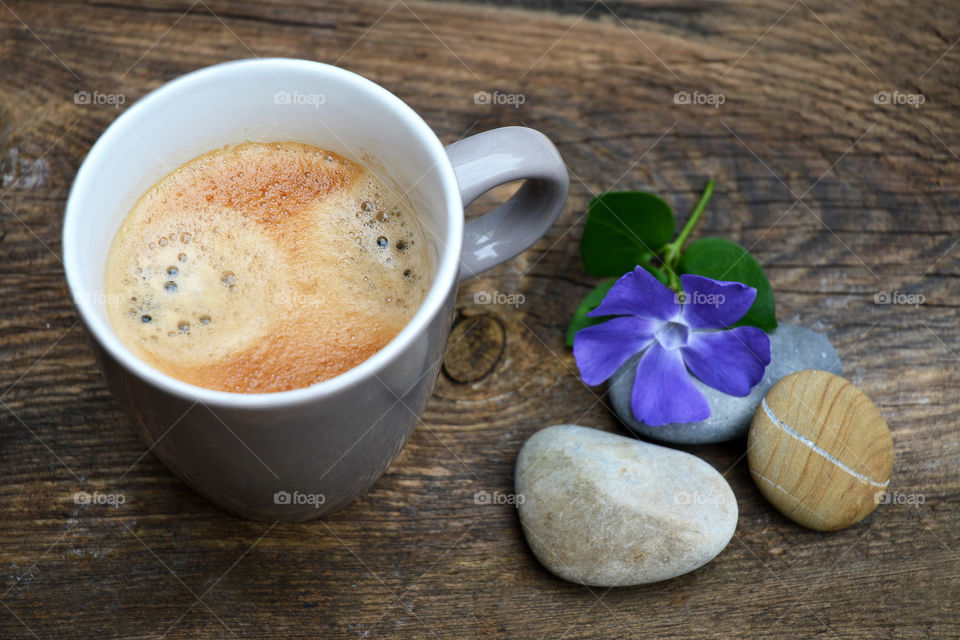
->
(1, 1, 958, 638)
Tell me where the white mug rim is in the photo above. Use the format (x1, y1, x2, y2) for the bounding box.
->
(63, 58, 464, 410)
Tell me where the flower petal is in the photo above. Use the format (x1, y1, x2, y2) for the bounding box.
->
(588, 266, 680, 321)
(681, 326, 771, 396)
(679, 274, 757, 329)
(630, 344, 710, 426)
(573, 316, 659, 385)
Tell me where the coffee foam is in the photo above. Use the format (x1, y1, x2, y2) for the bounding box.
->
(104, 142, 431, 393)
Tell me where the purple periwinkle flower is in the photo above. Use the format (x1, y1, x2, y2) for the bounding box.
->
(573, 266, 771, 426)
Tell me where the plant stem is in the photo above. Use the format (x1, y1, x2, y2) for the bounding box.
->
(659, 179, 714, 290)
(674, 179, 714, 257)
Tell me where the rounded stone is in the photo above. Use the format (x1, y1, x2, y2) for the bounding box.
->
(747, 370, 894, 531)
(515, 424, 738, 586)
(609, 324, 842, 445)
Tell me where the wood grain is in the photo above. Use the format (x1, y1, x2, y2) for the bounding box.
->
(1, 0, 958, 638)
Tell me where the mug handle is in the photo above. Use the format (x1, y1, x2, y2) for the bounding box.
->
(445, 126, 569, 281)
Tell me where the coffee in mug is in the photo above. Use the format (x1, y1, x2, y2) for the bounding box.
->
(103, 141, 430, 393)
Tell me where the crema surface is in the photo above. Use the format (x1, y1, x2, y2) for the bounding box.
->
(104, 142, 430, 393)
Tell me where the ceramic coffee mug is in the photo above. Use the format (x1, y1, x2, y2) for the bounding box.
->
(63, 58, 568, 521)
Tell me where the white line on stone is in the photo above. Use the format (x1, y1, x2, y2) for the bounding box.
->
(749, 470, 793, 496)
(749, 470, 825, 518)
(760, 398, 889, 489)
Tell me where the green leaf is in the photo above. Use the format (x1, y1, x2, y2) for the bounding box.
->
(565, 278, 618, 347)
(677, 237, 777, 331)
(580, 192, 675, 276)
(641, 263, 671, 287)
